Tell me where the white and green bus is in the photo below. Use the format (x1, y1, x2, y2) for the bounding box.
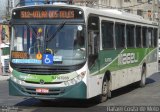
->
(9, 2, 158, 102)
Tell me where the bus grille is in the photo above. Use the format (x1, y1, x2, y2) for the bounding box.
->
(15, 67, 71, 74)
(24, 81, 62, 84)
(11, 62, 85, 75)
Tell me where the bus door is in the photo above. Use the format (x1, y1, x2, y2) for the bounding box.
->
(88, 16, 100, 71)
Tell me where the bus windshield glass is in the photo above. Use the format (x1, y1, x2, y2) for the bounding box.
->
(11, 24, 86, 66)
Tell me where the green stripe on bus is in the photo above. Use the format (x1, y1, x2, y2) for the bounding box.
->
(90, 48, 157, 75)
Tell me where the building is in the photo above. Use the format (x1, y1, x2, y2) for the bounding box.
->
(0, 0, 14, 75)
(74, 0, 159, 21)
(1, 0, 158, 21)
(0, 0, 8, 20)
(98, 0, 159, 21)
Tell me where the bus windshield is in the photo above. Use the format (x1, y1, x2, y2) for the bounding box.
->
(11, 24, 86, 66)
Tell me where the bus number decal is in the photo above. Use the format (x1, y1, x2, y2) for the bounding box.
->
(105, 58, 112, 63)
(52, 76, 69, 80)
(118, 53, 138, 65)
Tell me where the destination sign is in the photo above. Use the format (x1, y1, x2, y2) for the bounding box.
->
(20, 10, 74, 19)
(12, 7, 84, 19)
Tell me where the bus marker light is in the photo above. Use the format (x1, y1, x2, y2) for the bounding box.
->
(36, 52, 42, 60)
(38, 28, 43, 33)
(80, 71, 86, 77)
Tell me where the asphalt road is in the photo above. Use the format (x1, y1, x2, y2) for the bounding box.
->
(0, 72, 160, 112)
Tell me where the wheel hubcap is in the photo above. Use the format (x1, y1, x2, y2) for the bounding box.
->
(102, 81, 107, 95)
(142, 74, 145, 84)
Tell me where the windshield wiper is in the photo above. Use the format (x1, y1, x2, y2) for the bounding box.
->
(45, 21, 66, 42)
(24, 22, 37, 38)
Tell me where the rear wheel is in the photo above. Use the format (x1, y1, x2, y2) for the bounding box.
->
(140, 66, 146, 87)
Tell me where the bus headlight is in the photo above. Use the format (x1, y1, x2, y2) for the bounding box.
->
(79, 71, 86, 77)
(11, 75, 24, 85)
(63, 71, 86, 86)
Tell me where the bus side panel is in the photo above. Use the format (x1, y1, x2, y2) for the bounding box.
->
(146, 62, 158, 77)
(87, 74, 103, 98)
(88, 48, 158, 94)
(146, 48, 158, 77)
(87, 49, 122, 98)
(111, 48, 158, 90)
(111, 66, 141, 91)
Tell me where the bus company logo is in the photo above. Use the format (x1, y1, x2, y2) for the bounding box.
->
(40, 79, 45, 84)
(118, 53, 138, 65)
(19, 75, 37, 80)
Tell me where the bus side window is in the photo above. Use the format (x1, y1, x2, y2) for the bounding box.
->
(154, 28, 158, 47)
(101, 21, 114, 49)
(126, 25, 135, 48)
(136, 26, 142, 48)
(115, 23, 125, 48)
(148, 28, 153, 48)
(142, 27, 148, 48)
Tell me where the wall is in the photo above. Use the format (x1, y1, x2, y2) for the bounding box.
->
(0, 0, 8, 19)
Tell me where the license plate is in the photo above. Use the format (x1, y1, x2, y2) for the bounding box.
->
(36, 88, 49, 93)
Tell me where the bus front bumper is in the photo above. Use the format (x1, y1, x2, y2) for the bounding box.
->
(9, 79, 87, 99)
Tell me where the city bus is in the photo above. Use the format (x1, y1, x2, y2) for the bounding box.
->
(9, 2, 159, 102)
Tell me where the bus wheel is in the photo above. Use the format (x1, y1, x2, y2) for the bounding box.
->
(140, 66, 146, 87)
(99, 78, 110, 102)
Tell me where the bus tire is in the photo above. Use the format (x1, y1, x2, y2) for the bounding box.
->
(99, 78, 110, 103)
(140, 66, 146, 87)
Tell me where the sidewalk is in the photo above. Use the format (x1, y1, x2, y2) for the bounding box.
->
(0, 74, 10, 81)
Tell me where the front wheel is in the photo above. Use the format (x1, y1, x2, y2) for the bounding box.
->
(99, 78, 111, 103)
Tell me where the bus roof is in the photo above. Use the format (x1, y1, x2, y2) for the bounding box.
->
(13, 3, 158, 26)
